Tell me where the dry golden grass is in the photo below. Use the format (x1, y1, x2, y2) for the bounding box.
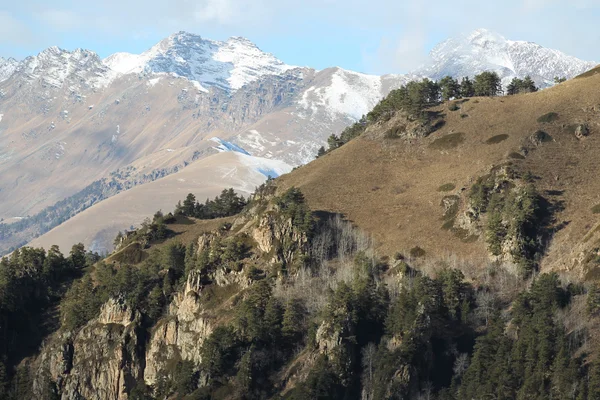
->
(279, 72, 600, 275)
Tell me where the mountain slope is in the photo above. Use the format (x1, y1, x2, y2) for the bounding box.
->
(279, 70, 600, 276)
(0, 29, 596, 256)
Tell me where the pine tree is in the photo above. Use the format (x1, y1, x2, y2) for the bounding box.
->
(589, 359, 600, 400)
(146, 285, 165, 322)
(69, 243, 87, 269)
(474, 71, 503, 97)
(183, 193, 197, 216)
(439, 76, 460, 101)
(507, 77, 522, 95)
(282, 299, 305, 347)
(317, 146, 326, 158)
(327, 135, 341, 151)
(522, 76, 538, 93)
(460, 77, 475, 97)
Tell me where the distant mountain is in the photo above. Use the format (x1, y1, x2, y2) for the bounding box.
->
(104, 32, 296, 92)
(417, 28, 596, 87)
(0, 29, 595, 254)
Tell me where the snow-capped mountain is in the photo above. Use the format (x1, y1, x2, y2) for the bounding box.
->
(104, 32, 295, 92)
(0, 28, 596, 254)
(418, 28, 596, 87)
(0, 57, 19, 83)
(15, 47, 115, 90)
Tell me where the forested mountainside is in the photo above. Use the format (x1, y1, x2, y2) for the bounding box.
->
(2, 184, 600, 400)
(3, 66, 600, 399)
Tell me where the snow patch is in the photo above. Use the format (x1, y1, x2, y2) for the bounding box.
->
(237, 129, 277, 153)
(147, 77, 160, 87)
(0, 114, 3, 122)
(298, 69, 383, 120)
(234, 152, 292, 179)
(210, 137, 251, 156)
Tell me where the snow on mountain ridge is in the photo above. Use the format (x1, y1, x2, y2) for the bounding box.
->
(0, 57, 18, 83)
(14, 46, 116, 89)
(104, 31, 294, 91)
(298, 67, 387, 120)
(422, 28, 596, 87)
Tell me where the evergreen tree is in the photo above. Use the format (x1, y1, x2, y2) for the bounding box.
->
(316, 146, 326, 158)
(439, 76, 460, 101)
(522, 76, 538, 93)
(474, 71, 503, 96)
(182, 193, 197, 216)
(146, 285, 165, 322)
(69, 243, 87, 269)
(327, 134, 342, 151)
(554, 76, 567, 84)
(282, 299, 306, 347)
(460, 77, 475, 97)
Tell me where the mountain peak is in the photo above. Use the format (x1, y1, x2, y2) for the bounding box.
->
(421, 28, 595, 87)
(466, 28, 507, 45)
(104, 31, 292, 91)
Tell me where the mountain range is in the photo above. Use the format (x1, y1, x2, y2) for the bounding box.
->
(0, 28, 595, 254)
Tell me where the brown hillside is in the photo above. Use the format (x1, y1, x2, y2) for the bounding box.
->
(279, 72, 600, 276)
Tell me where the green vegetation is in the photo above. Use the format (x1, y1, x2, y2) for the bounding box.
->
(592, 204, 600, 214)
(554, 76, 567, 84)
(531, 129, 553, 143)
(319, 71, 511, 158)
(0, 179, 599, 400)
(485, 134, 509, 144)
(429, 132, 465, 150)
(0, 243, 98, 396)
(439, 76, 461, 101)
(175, 188, 247, 220)
(506, 75, 538, 95)
(367, 79, 441, 122)
(473, 71, 503, 96)
(470, 169, 544, 275)
(273, 187, 314, 236)
(537, 112, 559, 123)
(409, 246, 427, 258)
(437, 183, 456, 192)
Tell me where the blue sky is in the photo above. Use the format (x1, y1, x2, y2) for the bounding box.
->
(1, 0, 599, 74)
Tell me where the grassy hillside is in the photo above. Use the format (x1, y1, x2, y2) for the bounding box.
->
(279, 71, 600, 276)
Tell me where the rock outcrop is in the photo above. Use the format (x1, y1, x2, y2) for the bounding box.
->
(35, 298, 143, 400)
(144, 270, 212, 385)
